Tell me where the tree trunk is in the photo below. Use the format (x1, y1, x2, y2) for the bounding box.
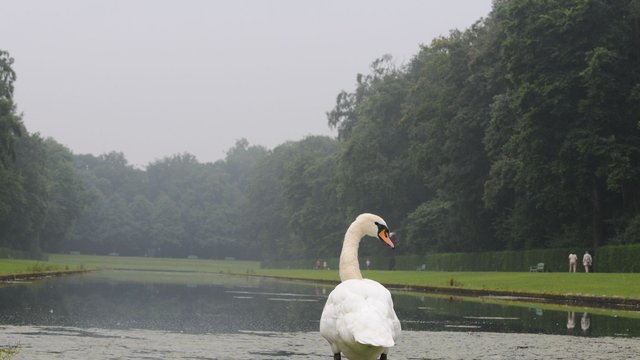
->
(591, 181, 604, 250)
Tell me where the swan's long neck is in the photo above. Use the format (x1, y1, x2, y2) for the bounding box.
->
(339, 224, 364, 281)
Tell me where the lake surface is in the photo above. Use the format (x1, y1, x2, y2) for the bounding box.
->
(1, 270, 639, 359)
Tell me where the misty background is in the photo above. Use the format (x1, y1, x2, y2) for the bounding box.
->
(2, 0, 492, 167)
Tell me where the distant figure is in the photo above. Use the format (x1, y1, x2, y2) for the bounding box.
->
(568, 251, 577, 272)
(365, 257, 371, 270)
(583, 251, 593, 273)
(315, 259, 321, 270)
(323, 260, 328, 270)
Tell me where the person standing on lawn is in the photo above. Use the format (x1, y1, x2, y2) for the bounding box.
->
(583, 251, 593, 273)
(568, 251, 578, 272)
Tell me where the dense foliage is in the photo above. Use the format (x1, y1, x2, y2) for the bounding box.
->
(1, 0, 639, 260)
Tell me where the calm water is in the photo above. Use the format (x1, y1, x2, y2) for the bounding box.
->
(0, 270, 638, 338)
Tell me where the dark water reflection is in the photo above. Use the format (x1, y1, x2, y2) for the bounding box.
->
(0, 271, 638, 338)
(394, 293, 639, 337)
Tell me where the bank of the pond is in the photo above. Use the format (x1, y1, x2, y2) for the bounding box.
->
(249, 270, 640, 310)
(0, 269, 91, 283)
(0, 258, 93, 283)
(48, 254, 260, 273)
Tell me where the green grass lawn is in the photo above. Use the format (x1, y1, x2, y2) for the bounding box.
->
(0, 259, 80, 276)
(1, 254, 259, 277)
(48, 253, 261, 274)
(253, 269, 640, 300)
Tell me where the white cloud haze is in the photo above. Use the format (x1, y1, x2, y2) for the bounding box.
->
(2, 0, 492, 166)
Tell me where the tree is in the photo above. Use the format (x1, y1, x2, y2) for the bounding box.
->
(67, 152, 147, 254)
(486, 0, 640, 249)
(127, 194, 154, 255)
(242, 141, 298, 260)
(0, 50, 23, 165)
(402, 25, 498, 252)
(0, 134, 49, 251)
(329, 56, 426, 248)
(149, 194, 184, 257)
(281, 136, 342, 259)
(39, 138, 89, 252)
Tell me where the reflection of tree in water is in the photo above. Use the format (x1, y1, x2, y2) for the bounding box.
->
(0, 279, 327, 333)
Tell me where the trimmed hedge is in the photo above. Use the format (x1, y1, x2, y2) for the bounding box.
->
(420, 248, 573, 272)
(0, 247, 48, 260)
(594, 244, 640, 272)
(261, 244, 639, 273)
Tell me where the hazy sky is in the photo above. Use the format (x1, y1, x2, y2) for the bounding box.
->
(3, 0, 492, 167)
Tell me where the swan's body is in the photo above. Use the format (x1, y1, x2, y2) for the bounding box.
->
(320, 213, 401, 360)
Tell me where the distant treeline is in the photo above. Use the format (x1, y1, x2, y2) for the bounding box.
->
(1, 0, 639, 261)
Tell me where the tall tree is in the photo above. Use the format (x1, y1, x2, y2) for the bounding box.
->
(1, 134, 49, 251)
(242, 141, 298, 260)
(281, 136, 342, 258)
(485, 0, 640, 249)
(329, 56, 426, 245)
(0, 50, 23, 165)
(39, 139, 88, 252)
(402, 24, 499, 252)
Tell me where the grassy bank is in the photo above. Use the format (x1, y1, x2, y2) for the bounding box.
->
(47, 254, 260, 274)
(3, 254, 639, 303)
(1, 254, 259, 279)
(0, 259, 83, 276)
(253, 269, 640, 300)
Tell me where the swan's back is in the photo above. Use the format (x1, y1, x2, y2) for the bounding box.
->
(320, 278, 401, 360)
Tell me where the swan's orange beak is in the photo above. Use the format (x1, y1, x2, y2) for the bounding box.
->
(378, 229, 395, 249)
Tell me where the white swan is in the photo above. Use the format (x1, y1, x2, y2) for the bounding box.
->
(320, 213, 401, 360)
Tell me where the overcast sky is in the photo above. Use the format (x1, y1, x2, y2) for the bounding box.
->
(3, 0, 492, 167)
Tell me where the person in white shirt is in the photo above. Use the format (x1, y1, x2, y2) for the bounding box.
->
(583, 251, 593, 273)
(568, 251, 577, 272)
